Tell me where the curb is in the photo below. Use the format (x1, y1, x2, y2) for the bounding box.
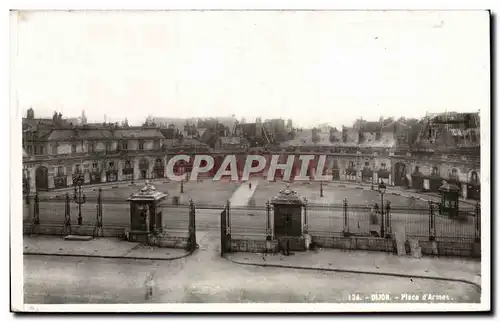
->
(23, 250, 193, 261)
(224, 257, 481, 291)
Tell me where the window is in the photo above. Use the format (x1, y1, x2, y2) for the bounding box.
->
(92, 162, 98, 172)
(52, 144, 57, 155)
(125, 160, 132, 169)
(71, 144, 77, 153)
(109, 161, 114, 169)
(88, 143, 95, 153)
(348, 161, 354, 168)
(364, 161, 369, 167)
(75, 164, 82, 174)
(120, 140, 128, 150)
(138, 140, 145, 150)
(451, 168, 458, 180)
(381, 163, 386, 170)
(56, 166, 64, 176)
(431, 166, 439, 176)
(155, 159, 163, 167)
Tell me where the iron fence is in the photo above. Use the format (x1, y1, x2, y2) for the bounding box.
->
(23, 193, 480, 243)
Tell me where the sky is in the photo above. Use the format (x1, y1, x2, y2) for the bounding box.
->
(11, 10, 489, 128)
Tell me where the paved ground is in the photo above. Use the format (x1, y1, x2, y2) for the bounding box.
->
(226, 249, 481, 287)
(23, 232, 481, 304)
(38, 179, 239, 206)
(252, 179, 478, 209)
(229, 180, 258, 207)
(23, 235, 188, 259)
(21, 178, 482, 305)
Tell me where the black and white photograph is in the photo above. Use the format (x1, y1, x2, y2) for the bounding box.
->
(9, 7, 491, 313)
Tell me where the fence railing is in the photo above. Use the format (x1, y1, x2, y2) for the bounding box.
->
(23, 192, 481, 243)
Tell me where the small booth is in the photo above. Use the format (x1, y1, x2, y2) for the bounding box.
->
(438, 182, 460, 217)
(270, 185, 306, 252)
(127, 181, 168, 244)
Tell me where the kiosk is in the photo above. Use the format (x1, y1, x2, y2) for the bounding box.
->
(270, 185, 306, 252)
(127, 181, 168, 244)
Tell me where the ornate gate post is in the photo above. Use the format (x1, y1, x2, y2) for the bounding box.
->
(187, 198, 197, 252)
(30, 193, 40, 235)
(342, 198, 349, 236)
(265, 200, 271, 240)
(220, 206, 227, 257)
(302, 197, 308, 234)
(385, 201, 392, 238)
(226, 200, 231, 236)
(93, 188, 103, 238)
(62, 193, 72, 236)
(428, 200, 436, 241)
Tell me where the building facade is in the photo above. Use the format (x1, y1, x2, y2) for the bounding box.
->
(22, 110, 481, 201)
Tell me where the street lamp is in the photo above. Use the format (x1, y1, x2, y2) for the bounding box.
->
(73, 174, 86, 225)
(378, 179, 387, 238)
(320, 181, 324, 198)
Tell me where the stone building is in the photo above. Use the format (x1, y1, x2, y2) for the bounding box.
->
(391, 112, 480, 200)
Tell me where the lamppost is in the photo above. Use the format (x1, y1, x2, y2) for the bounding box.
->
(73, 174, 86, 225)
(320, 181, 324, 198)
(378, 179, 387, 238)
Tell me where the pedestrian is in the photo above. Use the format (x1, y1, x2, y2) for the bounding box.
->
(144, 273, 155, 300)
(249, 182, 252, 190)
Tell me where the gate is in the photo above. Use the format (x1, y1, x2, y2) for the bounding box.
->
(220, 202, 231, 256)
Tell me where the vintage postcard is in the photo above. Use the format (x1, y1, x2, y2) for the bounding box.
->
(10, 9, 490, 312)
